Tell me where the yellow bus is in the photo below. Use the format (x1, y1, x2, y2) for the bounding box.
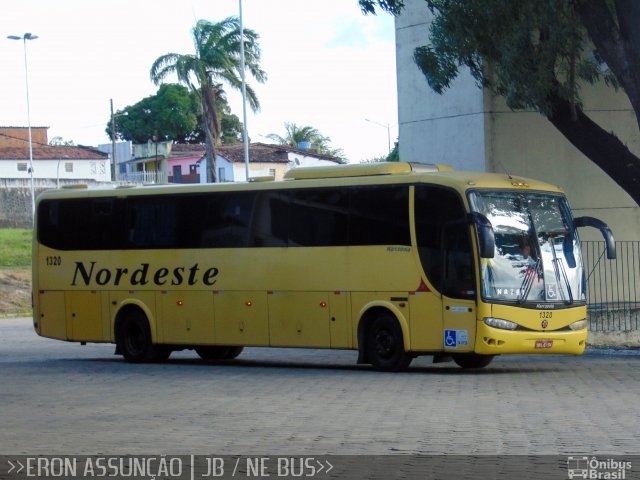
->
(32, 162, 615, 370)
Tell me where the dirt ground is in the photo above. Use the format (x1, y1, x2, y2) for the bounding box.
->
(0, 269, 31, 317)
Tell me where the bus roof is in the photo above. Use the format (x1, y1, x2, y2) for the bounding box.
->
(36, 162, 564, 202)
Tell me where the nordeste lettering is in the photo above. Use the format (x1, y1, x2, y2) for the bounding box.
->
(71, 261, 219, 287)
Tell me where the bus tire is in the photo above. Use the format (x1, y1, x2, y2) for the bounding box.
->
(366, 313, 412, 371)
(195, 346, 244, 361)
(116, 310, 163, 363)
(452, 353, 494, 369)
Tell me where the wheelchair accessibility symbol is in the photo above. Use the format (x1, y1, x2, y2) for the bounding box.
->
(444, 329, 468, 348)
(445, 330, 457, 347)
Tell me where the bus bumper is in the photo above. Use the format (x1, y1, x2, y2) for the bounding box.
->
(474, 322, 588, 355)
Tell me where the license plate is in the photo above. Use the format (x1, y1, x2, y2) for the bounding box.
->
(535, 340, 553, 349)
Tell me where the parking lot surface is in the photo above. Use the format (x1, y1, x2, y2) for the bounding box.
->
(1, 317, 639, 456)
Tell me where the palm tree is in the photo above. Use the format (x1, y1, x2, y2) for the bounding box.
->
(150, 17, 266, 182)
(267, 122, 347, 162)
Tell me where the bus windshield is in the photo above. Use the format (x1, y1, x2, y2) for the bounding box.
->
(469, 191, 585, 307)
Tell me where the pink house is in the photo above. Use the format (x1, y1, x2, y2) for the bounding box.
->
(167, 144, 205, 183)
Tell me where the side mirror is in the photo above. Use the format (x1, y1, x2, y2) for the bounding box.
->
(574, 216, 616, 259)
(470, 212, 495, 259)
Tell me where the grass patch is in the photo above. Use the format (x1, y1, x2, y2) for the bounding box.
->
(0, 228, 32, 268)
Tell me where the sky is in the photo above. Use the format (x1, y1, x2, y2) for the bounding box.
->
(1, 0, 398, 163)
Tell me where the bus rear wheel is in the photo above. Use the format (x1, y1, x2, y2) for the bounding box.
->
(195, 346, 244, 361)
(116, 310, 166, 363)
(452, 353, 494, 369)
(366, 313, 412, 371)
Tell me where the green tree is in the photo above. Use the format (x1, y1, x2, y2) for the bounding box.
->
(386, 140, 399, 162)
(150, 17, 266, 182)
(108, 84, 244, 145)
(360, 0, 640, 206)
(48, 136, 75, 146)
(107, 84, 199, 143)
(361, 140, 399, 163)
(267, 122, 346, 161)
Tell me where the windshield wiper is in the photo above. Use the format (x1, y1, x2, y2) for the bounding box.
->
(549, 237, 574, 305)
(517, 258, 541, 305)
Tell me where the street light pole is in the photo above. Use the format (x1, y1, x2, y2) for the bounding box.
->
(8, 32, 38, 223)
(110, 99, 118, 182)
(239, 0, 250, 181)
(365, 118, 391, 154)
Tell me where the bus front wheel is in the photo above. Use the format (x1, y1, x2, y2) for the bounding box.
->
(116, 310, 167, 363)
(195, 346, 244, 361)
(452, 353, 494, 369)
(366, 314, 412, 371)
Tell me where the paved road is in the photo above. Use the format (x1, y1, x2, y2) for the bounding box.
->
(1, 317, 639, 456)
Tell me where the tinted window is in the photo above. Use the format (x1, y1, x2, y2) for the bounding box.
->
(249, 190, 289, 247)
(38, 198, 125, 250)
(443, 222, 475, 299)
(198, 192, 256, 248)
(289, 188, 348, 246)
(414, 186, 467, 289)
(349, 185, 410, 246)
(128, 197, 177, 248)
(38, 185, 414, 251)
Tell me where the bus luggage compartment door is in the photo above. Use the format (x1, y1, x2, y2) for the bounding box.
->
(268, 292, 331, 348)
(214, 291, 269, 346)
(159, 291, 215, 345)
(66, 290, 103, 341)
(38, 290, 67, 340)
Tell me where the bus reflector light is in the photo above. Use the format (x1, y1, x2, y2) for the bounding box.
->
(176, 300, 184, 306)
(320, 301, 327, 308)
(416, 279, 430, 293)
(245, 300, 252, 307)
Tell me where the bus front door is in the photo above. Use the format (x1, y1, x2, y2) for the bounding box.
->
(441, 222, 476, 353)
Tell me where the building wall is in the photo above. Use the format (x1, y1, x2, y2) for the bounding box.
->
(0, 186, 45, 228)
(395, 3, 487, 171)
(486, 86, 640, 241)
(167, 156, 201, 183)
(0, 159, 111, 182)
(396, 0, 640, 241)
(231, 162, 289, 182)
(0, 127, 48, 147)
(288, 152, 339, 169)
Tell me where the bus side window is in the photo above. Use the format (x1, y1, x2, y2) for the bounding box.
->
(442, 221, 475, 299)
(199, 192, 256, 248)
(414, 185, 468, 292)
(127, 197, 176, 248)
(289, 188, 348, 247)
(349, 185, 410, 246)
(249, 191, 289, 247)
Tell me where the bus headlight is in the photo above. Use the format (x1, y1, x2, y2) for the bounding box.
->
(568, 319, 588, 331)
(484, 317, 518, 330)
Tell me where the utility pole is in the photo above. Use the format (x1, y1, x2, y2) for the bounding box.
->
(239, 0, 250, 181)
(110, 99, 118, 182)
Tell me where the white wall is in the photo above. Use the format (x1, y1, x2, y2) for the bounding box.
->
(395, 2, 487, 171)
(0, 159, 111, 182)
(215, 156, 235, 182)
(288, 152, 338, 168)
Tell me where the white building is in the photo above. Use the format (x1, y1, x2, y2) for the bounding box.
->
(0, 127, 111, 184)
(206, 142, 342, 183)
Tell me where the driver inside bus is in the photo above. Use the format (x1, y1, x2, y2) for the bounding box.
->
(516, 236, 537, 268)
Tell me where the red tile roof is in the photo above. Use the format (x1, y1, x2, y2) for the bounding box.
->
(0, 145, 108, 161)
(216, 142, 340, 164)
